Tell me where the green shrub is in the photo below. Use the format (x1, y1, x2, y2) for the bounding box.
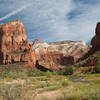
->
(61, 80, 69, 87)
(1, 85, 22, 100)
(0, 71, 27, 79)
(45, 71, 52, 78)
(96, 56, 100, 59)
(52, 71, 58, 75)
(27, 71, 34, 77)
(41, 97, 48, 100)
(65, 66, 75, 75)
(55, 66, 75, 75)
(57, 69, 66, 75)
(29, 68, 45, 77)
(56, 89, 100, 100)
(88, 67, 93, 72)
(94, 64, 100, 73)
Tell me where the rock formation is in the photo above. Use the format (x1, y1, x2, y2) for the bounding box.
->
(0, 20, 35, 66)
(32, 39, 89, 69)
(0, 20, 89, 69)
(91, 22, 100, 52)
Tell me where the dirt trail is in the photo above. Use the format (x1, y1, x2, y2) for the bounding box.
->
(0, 79, 25, 85)
(34, 90, 62, 100)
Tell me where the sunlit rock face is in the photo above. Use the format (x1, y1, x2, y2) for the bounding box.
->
(0, 20, 27, 52)
(0, 20, 35, 67)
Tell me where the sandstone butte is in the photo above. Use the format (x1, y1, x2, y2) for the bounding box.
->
(0, 20, 90, 69)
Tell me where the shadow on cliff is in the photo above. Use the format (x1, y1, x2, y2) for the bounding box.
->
(35, 60, 53, 72)
(77, 47, 98, 64)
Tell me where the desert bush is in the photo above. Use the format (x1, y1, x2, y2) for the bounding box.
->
(0, 66, 47, 79)
(28, 68, 45, 77)
(96, 56, 100, 59)
(45, 71, 52, 78)
(88, 67, 93, 72)
(65, 66, 75, 75)
(61, 80, 69, 87)
(27, 71, 34, 77)
(52, 70, 58, 75)
(57, 69, 66, 75)
(55, 66, 75, 75)
(81, 68, 88, 73)
(41, 97, 48, 100)
(0, 71, 27, 79)
(56, 89, 100, 100)
(1, 85, 22, 100)
(94, 64, 100, 73)
(39, 86, 61, 93)
(0, 71, 11, 78)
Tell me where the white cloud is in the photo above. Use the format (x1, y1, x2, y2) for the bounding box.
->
(68, 1, 100, 42)
(0, 0, 100, 43)
(0, 3, 31, 21)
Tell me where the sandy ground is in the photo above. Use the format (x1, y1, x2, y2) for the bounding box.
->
(34, 90, 62, 100)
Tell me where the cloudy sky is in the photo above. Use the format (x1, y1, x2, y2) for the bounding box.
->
(0, 0, 100, 43)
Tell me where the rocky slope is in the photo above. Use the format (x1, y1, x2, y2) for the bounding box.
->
(0, 20, 90, 69)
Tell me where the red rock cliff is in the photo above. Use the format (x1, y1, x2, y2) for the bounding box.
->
(91, 22, 100, 52)
(0, 20, 35, 66)
(0, 20, 28, 52)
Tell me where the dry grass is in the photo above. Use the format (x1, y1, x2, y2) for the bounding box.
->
(0, 64, 100, 100)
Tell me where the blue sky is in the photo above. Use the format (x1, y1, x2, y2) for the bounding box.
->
(0, 0, 100, 43)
